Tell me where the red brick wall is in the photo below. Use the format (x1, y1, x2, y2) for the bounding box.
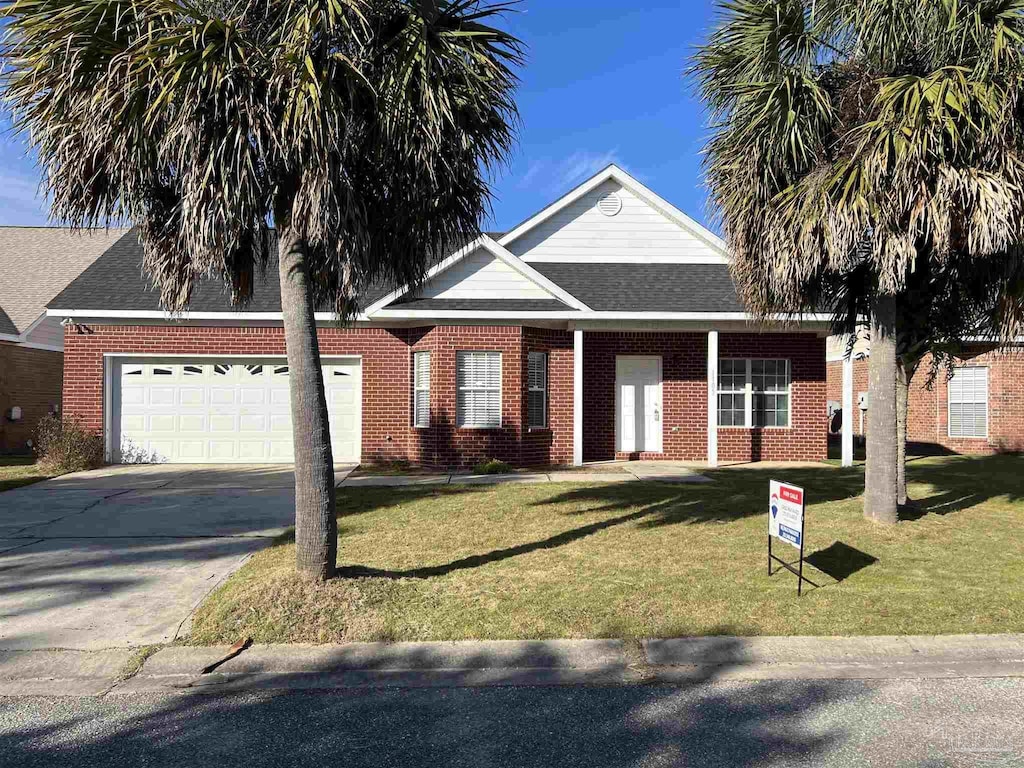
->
(717, 334, 827, 462)
(908, 346, 1024, 454)
(827, 347, 1024, 454)
(522, 328, 574, 466)
(0, 342, 63, 454)
(62, 324, 828, 467)
(581, 332, 827, 462)
(407, 325, 526, 468)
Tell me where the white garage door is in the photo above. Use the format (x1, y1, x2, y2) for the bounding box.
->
(113, 358, 361, 463)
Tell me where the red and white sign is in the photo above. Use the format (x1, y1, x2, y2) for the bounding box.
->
(769, 480, 804, 549)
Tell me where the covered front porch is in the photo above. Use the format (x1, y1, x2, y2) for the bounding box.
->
(569, 326, 828, 467)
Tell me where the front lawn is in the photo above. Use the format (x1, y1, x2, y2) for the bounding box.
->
(0, 457, 55, 493)
(190, 454, 1024, 644)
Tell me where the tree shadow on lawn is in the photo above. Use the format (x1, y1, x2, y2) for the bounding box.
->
(0, 633, 863, 768)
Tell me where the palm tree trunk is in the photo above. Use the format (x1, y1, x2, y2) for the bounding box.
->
(865, 293, 899, 524)
(896, 361, 909, 507)
(277, 226, 337, 581)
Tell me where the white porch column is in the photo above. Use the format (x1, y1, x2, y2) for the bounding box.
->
(707, 330, 719, 468)
(573, 328, 584, 466)
(841, 355, 854, 467)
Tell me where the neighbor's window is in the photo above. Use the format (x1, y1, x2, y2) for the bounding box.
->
(717, 359, 791, 428)
(457, 351, 501, 428)
(527, 351, 548, 429)
(948, 367, 988, 438)
(413, 351, 430, 428)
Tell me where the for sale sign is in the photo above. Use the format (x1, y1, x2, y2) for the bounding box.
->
(769, 480, 804, 550)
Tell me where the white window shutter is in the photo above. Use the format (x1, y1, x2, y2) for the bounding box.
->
(413, 352, 430, 428)
(527, 352, 547, 428)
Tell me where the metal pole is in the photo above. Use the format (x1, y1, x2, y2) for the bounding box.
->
(767, 534, 772, 576)
(797, 527, 805, 596)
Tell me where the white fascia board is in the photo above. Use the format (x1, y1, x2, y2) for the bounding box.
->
(361, 235, 591, 316)
(47, 308, 371, 322)
(374, 309, 833, 322)
(360, 241, 482, 316)
(498, 164, 730, 263)
(483, 237, 591, 311)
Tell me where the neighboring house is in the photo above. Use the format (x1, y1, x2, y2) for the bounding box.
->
(827, 333, 1024, 455)
(0, 227, 129, 454)
(46, 166, 831, 468)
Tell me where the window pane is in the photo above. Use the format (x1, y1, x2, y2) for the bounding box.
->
(949, 368, 987, 437)
(413, 352, 430, 427)
(457, 352, 501, 427)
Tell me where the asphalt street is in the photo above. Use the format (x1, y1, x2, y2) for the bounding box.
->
(3, 677, 1023, 768)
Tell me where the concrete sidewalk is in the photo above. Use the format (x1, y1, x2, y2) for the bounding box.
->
(340, 463, 712, 488)
(6, 634, 1024, 697)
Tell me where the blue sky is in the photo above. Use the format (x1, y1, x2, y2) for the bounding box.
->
(0, 1, 722, 230)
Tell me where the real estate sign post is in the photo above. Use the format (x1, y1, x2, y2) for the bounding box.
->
(768, 480, 808, 595)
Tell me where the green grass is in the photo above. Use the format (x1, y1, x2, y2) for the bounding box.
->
(189, 454, 1024, 644)
(0, 457, 55, 493)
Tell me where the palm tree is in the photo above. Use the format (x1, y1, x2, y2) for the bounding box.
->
(2, 0, 521, 579)
(693, 0, 1024, 523)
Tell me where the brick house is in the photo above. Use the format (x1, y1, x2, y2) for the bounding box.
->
(827, 334, 1024, 455)
(46, 166, 831, 468)
(0, 227, 128, 454)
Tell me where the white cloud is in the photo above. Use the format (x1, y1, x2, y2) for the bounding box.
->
(517, 149, 627, 196)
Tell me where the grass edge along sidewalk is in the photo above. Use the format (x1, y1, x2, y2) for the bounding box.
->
(189, 455, 1024, 645)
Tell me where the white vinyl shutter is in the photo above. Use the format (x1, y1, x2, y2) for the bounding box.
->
(948, 367, 988, 438)
(413, 352, 430, 428)
(457, 351, 501, 428)
(527, 351, 547, 428)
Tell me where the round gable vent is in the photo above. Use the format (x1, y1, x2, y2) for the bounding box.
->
(597, 191, 622, 217)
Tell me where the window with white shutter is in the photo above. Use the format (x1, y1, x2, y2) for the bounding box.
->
(457, 351, 502, 428)
(413, 352, 430, 428)
(948, 367, 988, 438)
(527, 352, 548, 428)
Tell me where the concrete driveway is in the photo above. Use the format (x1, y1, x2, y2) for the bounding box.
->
(0, 465, 354, 650)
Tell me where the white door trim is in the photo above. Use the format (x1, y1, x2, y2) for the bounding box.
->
(615, 355, 663, 454)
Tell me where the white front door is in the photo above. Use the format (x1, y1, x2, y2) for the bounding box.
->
(615, 356, 662, 454)
(114, 358, 361, 464)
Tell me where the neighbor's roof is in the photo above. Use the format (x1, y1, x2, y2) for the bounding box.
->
(0, 226, 129, 334)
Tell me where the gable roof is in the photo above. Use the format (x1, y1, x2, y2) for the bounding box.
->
(498, 164, 728, 261)
(0, 226, 129, 334)
(364, 236, 591, 315)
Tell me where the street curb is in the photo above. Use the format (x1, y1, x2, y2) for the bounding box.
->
(7, 635, 1024, 697)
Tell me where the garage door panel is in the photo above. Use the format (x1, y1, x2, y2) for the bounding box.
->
(117, 359, 360, 464)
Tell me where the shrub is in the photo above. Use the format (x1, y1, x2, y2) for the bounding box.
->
(34, 414, 104, 474)
(473, 458, 512, 475)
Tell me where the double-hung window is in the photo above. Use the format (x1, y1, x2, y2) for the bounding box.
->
(527, 352, 548, 429)
(457, 351, 502, 428)
(413, 351, 430, 428)
(717, 358, 791, 428)
(948, 367, 988, 438)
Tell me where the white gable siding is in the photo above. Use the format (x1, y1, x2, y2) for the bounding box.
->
(506, 180, 726, 263)
(418, 247, 553, 300)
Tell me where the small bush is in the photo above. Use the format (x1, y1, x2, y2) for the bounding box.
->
(473, 458, 512, 475)
(34, 414, 104, 475)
